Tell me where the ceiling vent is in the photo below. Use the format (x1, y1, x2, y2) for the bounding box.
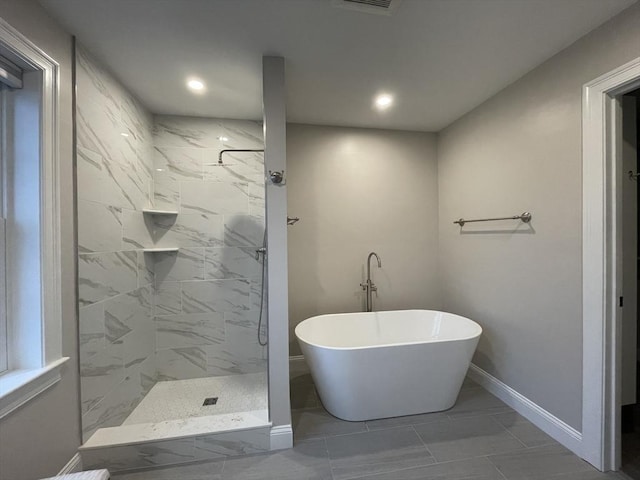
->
(332, 0, 402, 16)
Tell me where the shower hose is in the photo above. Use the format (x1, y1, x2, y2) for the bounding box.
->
(257, 229, 268, 346)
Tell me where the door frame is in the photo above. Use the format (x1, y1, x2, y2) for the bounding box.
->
(582, 55, 640, 471)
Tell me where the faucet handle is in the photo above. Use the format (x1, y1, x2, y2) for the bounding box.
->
(370, 284, 377, 292)
(360, 282, 367, 290)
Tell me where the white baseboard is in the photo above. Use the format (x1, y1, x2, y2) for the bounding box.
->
(57, 452, 82, 475)
(270, 424, 293, 450)
(467, 363, 583, 456)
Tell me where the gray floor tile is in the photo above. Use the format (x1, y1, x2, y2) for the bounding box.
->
(365, 410, 448, 431)
(447, 387, 513, 418)
(290, 359, 313, 383)
(111, 459, 224, 479)
(549, 471, 627, 479)
(292, 407, 368, 440)
(414, 415, 525, 462)
(461, 376, 483, 390)
(492, 412, 557, 448)
(488, 443, 595, 479)
(290, 381, 321, 410)
(338, 456, 505, 480)
(326, 427, 435, 480)
(222, 439, 331, 480)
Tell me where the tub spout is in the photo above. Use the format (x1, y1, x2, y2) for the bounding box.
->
(360, 252, 382, 312)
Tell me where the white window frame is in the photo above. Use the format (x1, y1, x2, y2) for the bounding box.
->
(0, 17, 67, 419)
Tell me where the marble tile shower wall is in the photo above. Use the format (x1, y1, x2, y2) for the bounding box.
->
(76, 48, 156, 442)
(150, 116, 267, 381)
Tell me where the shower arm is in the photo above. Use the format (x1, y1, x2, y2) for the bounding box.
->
(216, 149, 264, 165)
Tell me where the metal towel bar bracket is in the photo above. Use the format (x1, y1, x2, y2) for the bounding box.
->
(454, 212, 532, 227)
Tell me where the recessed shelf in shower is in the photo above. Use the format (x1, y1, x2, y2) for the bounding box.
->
(142, 247, 179, 253)
(142, 208, 179, 215)
(141, 210, 180, 252)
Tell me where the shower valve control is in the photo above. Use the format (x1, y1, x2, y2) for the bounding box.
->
(269, 170, 285, 185)
(255, 247, 267, 260)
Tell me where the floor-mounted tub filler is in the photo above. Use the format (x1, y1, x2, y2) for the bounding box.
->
(295, 309, 482, 421)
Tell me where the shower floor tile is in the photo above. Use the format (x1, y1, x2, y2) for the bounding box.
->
(123, 373, 267, 425)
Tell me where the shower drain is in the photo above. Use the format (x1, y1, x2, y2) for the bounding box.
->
(203, 397, 218, 406)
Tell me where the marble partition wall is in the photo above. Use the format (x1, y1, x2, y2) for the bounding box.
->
(76, 47, 156, 441)
(150, 116, 267, 380)
(76, 48, 267, 442)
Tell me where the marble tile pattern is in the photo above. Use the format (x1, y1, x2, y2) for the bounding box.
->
(81, 427, 271, 473)
(151, 116, 267, 381)
(77, 48, 267, 443)
(77, 47, 157, 442)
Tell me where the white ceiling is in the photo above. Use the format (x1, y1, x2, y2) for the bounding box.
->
(40, 0, 636, 132)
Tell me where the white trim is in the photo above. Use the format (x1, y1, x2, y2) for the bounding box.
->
(0, 9, 62, 370)
(582, 55, 640, 471)
(289, 355, 305, 362)
(0, 357, 68, 419)
(269, 424, 293, 450)
(467, 364, 582, 455)
(263, 56, 292, 434)
(57, 453, 83, 475)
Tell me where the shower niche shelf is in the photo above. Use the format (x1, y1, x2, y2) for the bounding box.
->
(142, 208, 179, 215)
(142, 247, 179, 253)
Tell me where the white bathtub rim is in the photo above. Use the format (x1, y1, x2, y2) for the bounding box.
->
(295, 309, 482, 351)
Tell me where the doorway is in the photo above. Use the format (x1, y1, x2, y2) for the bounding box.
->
(621, 89, 640, 478)
(582, 56, 640, 472)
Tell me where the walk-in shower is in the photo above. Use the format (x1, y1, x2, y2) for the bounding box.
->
(75, 45, 271, 471)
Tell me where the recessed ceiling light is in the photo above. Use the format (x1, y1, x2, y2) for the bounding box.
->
(187, 78, 205, 92)
(374, 93, 394, 110)
(218, 136, 229, 142)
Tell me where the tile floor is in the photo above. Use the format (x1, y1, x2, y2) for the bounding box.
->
(113, 363, 628, 480)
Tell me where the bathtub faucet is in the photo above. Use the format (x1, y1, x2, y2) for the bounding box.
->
(361, 252, 382, 312)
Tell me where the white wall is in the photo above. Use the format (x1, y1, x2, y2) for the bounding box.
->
(0, 1, 79, 478)
(437, 2, 640, 431)
(287, 124, 439, 355)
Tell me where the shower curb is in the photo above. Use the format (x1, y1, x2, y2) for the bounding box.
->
(79, 425, 272, 473)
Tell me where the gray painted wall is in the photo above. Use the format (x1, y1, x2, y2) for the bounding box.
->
(437, 2, 640, 431)
(287, 124, 440, 356)
(0, 1, 80, 479)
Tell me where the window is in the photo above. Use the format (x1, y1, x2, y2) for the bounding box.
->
(0, 51, 26, 376)
(0, 17, 67, 418)
(0, 105, 5, 373)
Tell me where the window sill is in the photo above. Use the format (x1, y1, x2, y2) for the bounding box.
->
(0, 357, 69, 419)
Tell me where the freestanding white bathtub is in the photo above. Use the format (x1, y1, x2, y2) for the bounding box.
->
(295, 309, 482, 421)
